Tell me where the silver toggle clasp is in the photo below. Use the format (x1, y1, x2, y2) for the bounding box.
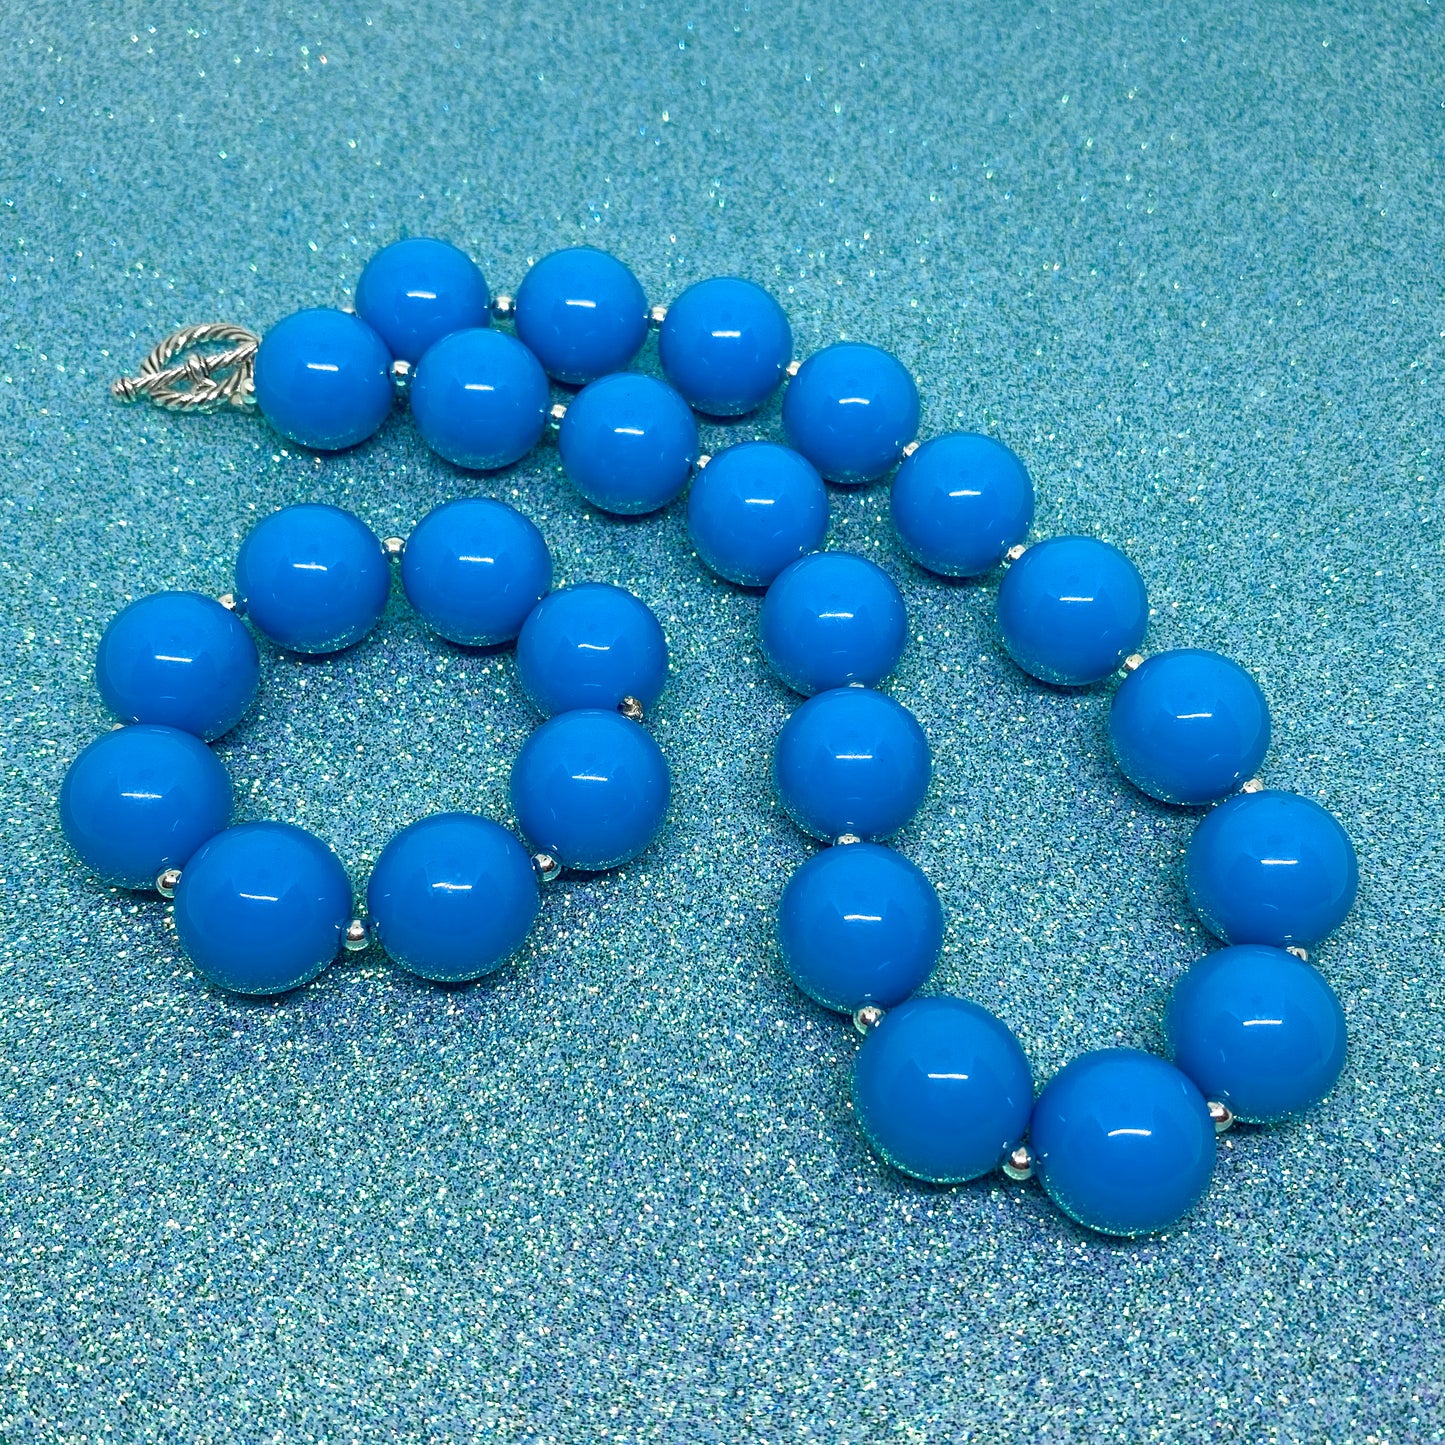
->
(111, 321, 261, 411)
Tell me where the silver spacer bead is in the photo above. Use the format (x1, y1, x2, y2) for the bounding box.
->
(1004, 543, 1028, 565)
(342, 918, 370, 953)
(110, 721, 126, 731)
(548, 401, 568, 428)
(834, 832, 862, 846)
(1241, 777, 1266, 794)
(491, 294, 515, 321)
(156, 867, 182, 899)
(901, 440, 921, 459)
(382, 535, 406, 560)
(618, 695, 645, 723)
(390, 358, 413, 392)
(1122, 652, 1145, 674)
(1286, 944, 1310, 963)
(694, 453, 711, 471)
(1002, 1144, 1034, 1182)
(339, 299, 356, 315)
(853, 1004, 885, 1035)
(1208, 1100, 1235, 1134)
(648, 303, 667, 329)
(785, 359, 802, 378)
(217, 592, 239, 612)
(532, 852, 562, 883)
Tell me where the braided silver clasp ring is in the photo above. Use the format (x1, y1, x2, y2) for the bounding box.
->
(111, 321, 261, 412)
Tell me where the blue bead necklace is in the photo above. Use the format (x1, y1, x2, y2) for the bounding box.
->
(76, 236, 1360, 1238)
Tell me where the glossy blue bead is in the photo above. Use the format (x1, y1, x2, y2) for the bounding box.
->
(235, 504, 390, 654)
(1110, 649, 1271, 805)
(996, 535, 1149, 686)
(1166, 945, 1347, 1123)
(781, 342, 920, 485)
(59, 724, 232, 890)
(686, 441, 828, 587)
(410, 328, 549, 470)
(354, 236, 491, 364)
(773, 687, 931, 842)
(658, 276, 792, 416)
(852, 997, 1033, 1184)
(515, 584, 667, 716)
(1185, 790, 1359, 947)
(510, 709, 671, 871)
(95, 591, 259, 740)
(778, 843, 943, 1013)
(558, 373, 698, 515)
(761, 552, 908, 695)
(252, 307, 394, 451)
(367, 814, 540, 983)
(890, 432, 1034, 578)
(173, 821, 350, 996)
(401, 497, 552, 647)
(1030, 1049, 1216, 1237)
(514, 246, 648, 385)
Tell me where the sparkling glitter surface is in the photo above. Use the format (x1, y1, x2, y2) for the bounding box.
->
(3, 3, 1442, 1440)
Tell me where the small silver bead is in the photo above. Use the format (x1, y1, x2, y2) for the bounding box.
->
(382, 535, 406, 560)
(340, 299, 356, 315)
(648, 303, 667, 329)
(618, 695, 645, 723)
(1004, 543, 1028, 565)
(785, 359, 802, 378)
(110, 721, 126, 731)
(853, 1004, 885, 1035)
(901, 440, 921, 459)
(694, 453, 711, 471)
(1002, 1144, 1034, 1182)
(342, 918, 370, 953)
(1122, 652, 1145, 674)
(834, 832, 862, 846)
(156, 867, 181, 899)
(532, 852, 562, 883)
(1241, 777, 1266, 794)
(1286, 944, 1310, 963)
(549, 401, 568, 427)
(390, 358, 413, 392)
(217, 592, 238, 612)
(491, 294, 515, 321)
(1208, 1100, 1236, 1134)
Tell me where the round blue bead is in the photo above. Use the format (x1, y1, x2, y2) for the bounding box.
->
(59, 724, 232, 890)
(367, 813, 540, 983)
(401, 497, 552, 647)
(852, 997, 1033, 1184)
(510, 709, 671, 871)
(761, 552, 908, 695)
(354, 236, 491, 364)
(1110, 649, 1271, 805)
(778, 843, 942, 1013)
(514, 246, 649, 385)
(686, 441, 828, 587)
(1029, 1048, 1216, 1237)
(410, 328, 549, 470)
(996, 535, 1149, 686)
(658, 276, 793, 416)
(1166, 945, 1347, 1123)
(781, 342, 920, 485)
(95, 591, 259, 740)
(773, 687, 931, 842)
(252, 307, 394, 451)
(173, 821, 350, 996)
(890, 432, 1034, 577)
(558, 373, 698, 515)
(515, 584, 667, 716)
(235, 504, 390, 655)
(1185, 789, 1359, 948)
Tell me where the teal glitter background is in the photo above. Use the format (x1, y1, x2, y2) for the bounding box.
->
(2, 3, 1442, 1440)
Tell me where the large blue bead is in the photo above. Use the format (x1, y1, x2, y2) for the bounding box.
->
(59, 724, 232, 890)
(510, 709, 670, 871)
(1166, 945, 1347, 1123)
(514, 246, 649, 385)
(235, 504, 390, 654)
(658, 276, 792, 416)
(1185, 790, 1359, 947)
(1110, 649, 1271, 805)
(773, 687, 931, 842)
(781, 342, 920, 485)
(558, 373, 698, 515)
(1029, 1049, 1216, 1237)
(354, 236, 491, 364)
(401, 497, 552, 647)
(761, 552, 907, 695)
(778, 843, 942, 1012)
(852, 997, 1033, 1184)
(890, 432, 1034, 577)
(173, 821, 350, 996)
(95, 591, 259, 740)
(410, 328, 549, 470)
(515, 583, 667, 716)
(996, 536, 1149, 686)
(686, 441, 828, 587)
(252, 307, 394, 451)
(367, 813, 540, 983)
